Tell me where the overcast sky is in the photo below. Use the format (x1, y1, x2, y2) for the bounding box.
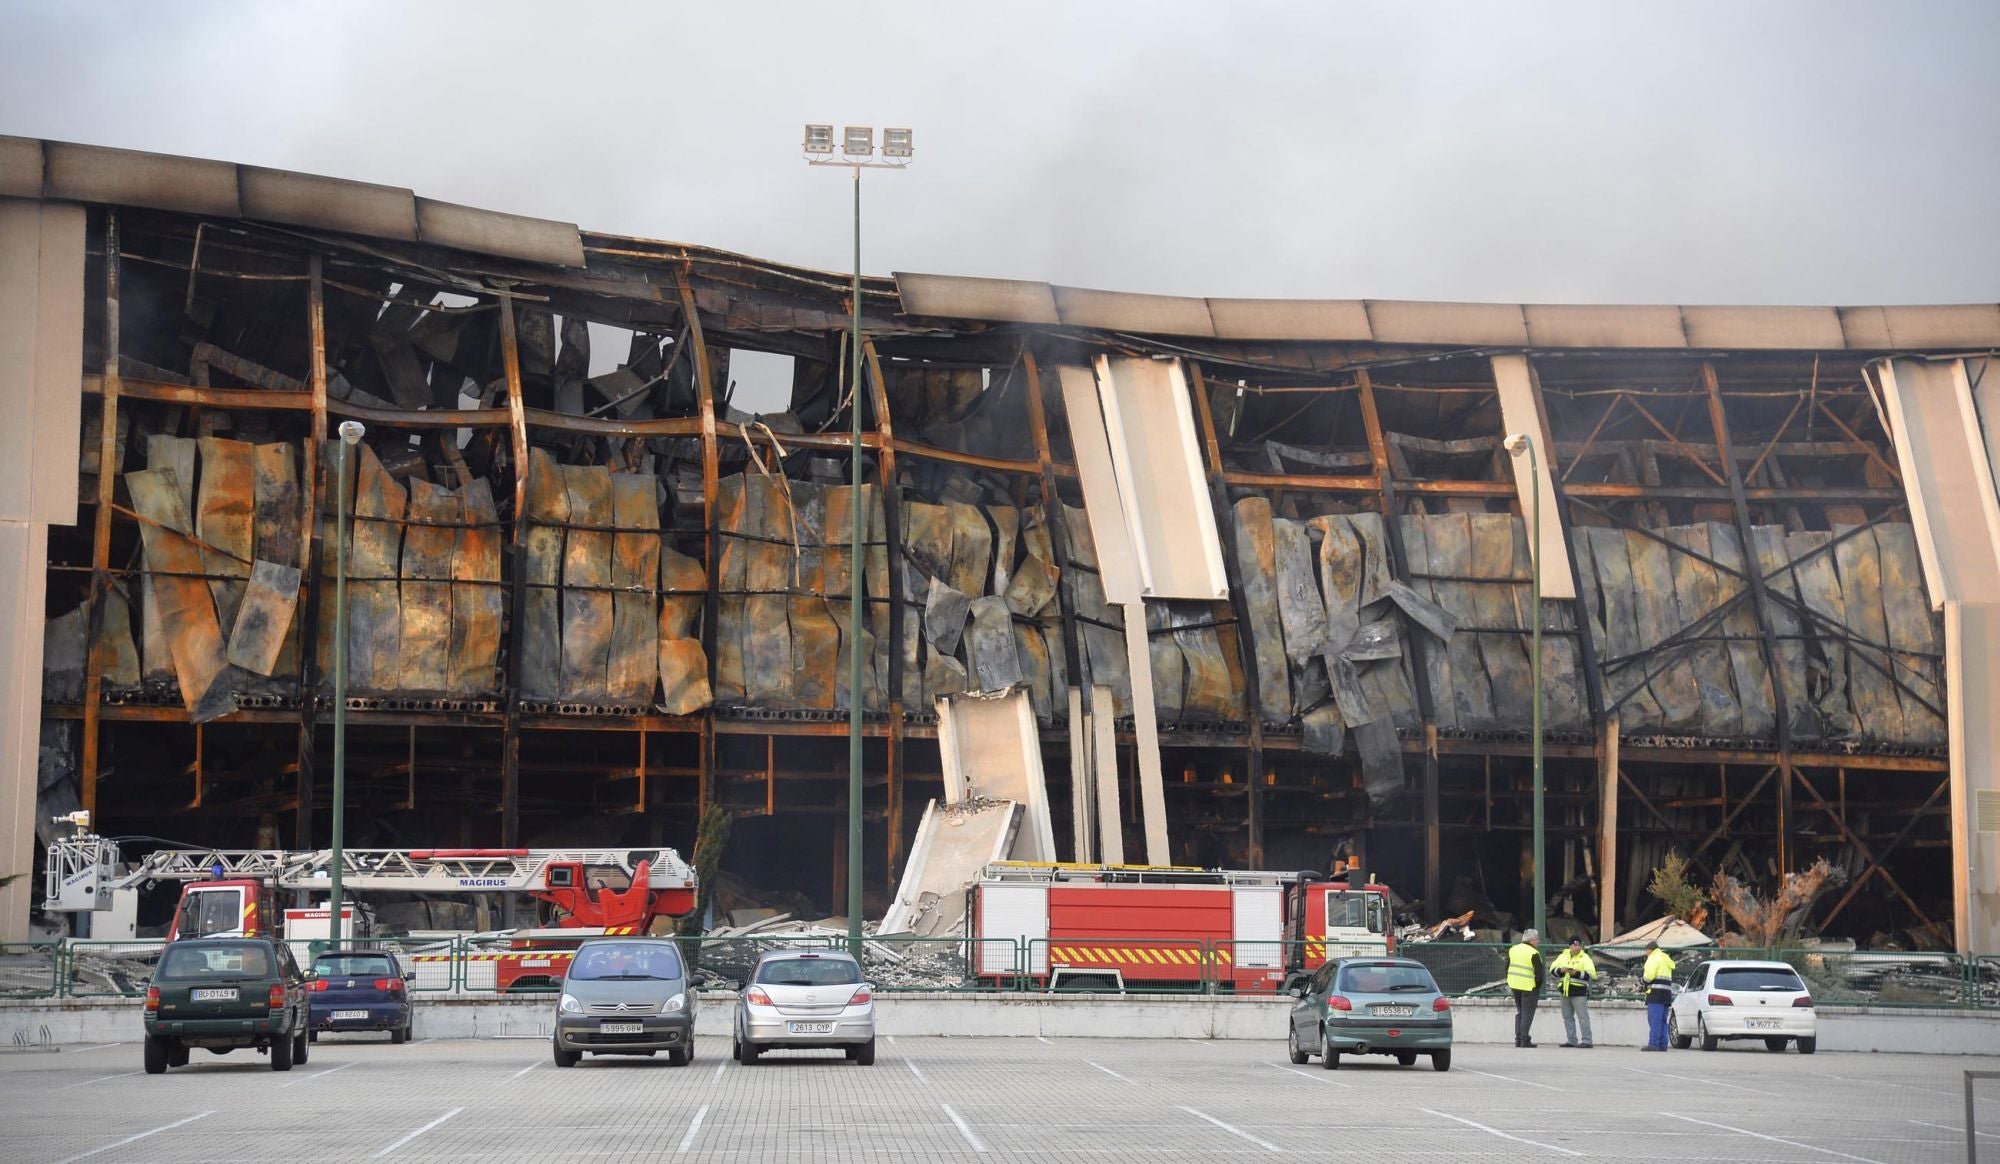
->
(3, 1, 1996, 307)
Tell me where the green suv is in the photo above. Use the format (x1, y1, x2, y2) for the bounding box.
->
(143, 938, 310, 1073)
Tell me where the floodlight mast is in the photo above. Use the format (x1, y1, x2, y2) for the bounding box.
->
(803, 123, 912, 957)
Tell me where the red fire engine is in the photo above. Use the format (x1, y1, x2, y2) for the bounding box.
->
(970, 862, 1393, 992)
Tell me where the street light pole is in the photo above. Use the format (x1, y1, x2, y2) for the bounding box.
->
(806, 125, 911, 956)
(329, 420, 366, 947)
(1505, 432, 1546, 938)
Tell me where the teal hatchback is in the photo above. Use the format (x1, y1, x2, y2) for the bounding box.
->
(1287, 957, 1452, 1071)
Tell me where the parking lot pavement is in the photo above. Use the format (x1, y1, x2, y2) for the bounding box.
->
(5, 1033, 1998, 1163)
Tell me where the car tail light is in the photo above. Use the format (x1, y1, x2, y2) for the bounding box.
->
(849, 986, 873, 1006)
(375, 978, 405, 994)
(1432, 997, 1451, 1012)
(1707, 993, 1733, 1006)
(268, 983, 287, 1008)
(746, 987, 773, 1006)
(1328, 995, 1352, 1012)
(308, 979, 329, 993)
(145, 986, 160, 1013)
(1793, 996, 1814, 1008)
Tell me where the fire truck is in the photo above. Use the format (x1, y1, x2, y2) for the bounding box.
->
(970, 862, 1393, 992)
(43, 821, 695, 993)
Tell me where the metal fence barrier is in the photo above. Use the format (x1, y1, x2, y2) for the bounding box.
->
(859, 935, 1023, 993)
(0, 940, 66, 1000)
(61, 939, 165, 998)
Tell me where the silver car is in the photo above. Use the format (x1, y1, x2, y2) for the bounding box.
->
(733, 949, 876, 1065)
(552, 938, 696, 1067)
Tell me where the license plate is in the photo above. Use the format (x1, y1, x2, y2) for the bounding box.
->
(1372, 1005, 1415, 1017)
(787, 1022, 834, 1034)
(332, 1010, 370, 1021)
(190, 988, 237, 1002)
(1745, 1018, 1780, 1029)
(599, 1022, 644, 1034)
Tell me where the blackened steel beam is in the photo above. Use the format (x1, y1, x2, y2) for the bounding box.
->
(295, 253, 330, 846)
(497, 290, 528, 860)
(863, 339, 908, 884)
(674, 266, 722, 818)
(81, 211, 119, 815)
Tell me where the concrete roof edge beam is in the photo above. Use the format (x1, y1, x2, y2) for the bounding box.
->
(414, 197, 585, 268)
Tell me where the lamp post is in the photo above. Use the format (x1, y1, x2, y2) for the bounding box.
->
(329, 419, 366, 946)
(1504, 431, 1546, 938)
(804, 123, 912, 956)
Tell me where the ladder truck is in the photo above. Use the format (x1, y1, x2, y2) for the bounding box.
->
(44, 821, 696, 992)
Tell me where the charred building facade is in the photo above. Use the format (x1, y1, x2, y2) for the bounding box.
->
(1, 137, 1996, 952)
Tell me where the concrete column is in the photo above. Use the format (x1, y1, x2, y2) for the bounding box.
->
(0, 198, 85, 940)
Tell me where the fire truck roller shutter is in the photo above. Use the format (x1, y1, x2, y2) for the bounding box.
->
(979, 883, 1048, 976)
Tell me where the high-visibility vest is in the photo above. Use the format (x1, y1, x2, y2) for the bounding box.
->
(1642, 948, 1676, 993)
(1507, 942, 1539, 991)
(1551, 949, 1596, 996)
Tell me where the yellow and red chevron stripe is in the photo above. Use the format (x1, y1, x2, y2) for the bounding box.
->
(1048, 946, 1218, 965)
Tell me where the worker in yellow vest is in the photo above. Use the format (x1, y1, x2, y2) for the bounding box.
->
(1641, 939, 1678, 1051)
(1506, 928, 1545, 1048)
(1550, 938, 1596, 1048)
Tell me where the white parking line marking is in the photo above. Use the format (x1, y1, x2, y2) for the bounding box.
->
(1421, 1108, 1582, 1157)
(1035, 1035, 1051, 1044)
(1911, 1119, 2000, 1140)
(1084, 1059, 1132, 1083)
(1625, 1064, 1783, 1098)
(941, 1103, 988, 1153)
(906, 1058, 928, 1083)
(1180, 1105, 1282, 1153)
(56, 1110, 215, 1164)
(56, 1071, 141, 1091)
(712, 1061, 726, 1080)
(1462, 1067, 1564, 1092)
(1659, 1112, 1887, 1164)
(1821, 1072, 1957, 1097)
(281, 1061, 358, 1087)
(70, 1043, 120, 1053)
(1262, 1062, 1354, 1089)
(886, 1035, 897, 1044)
(508, 1060, 540, 1080)
(676, 1104, 709, 1153)
(375, 1107, 464, 1157)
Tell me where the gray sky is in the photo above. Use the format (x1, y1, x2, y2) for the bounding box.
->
(3, 1, 1996, 306)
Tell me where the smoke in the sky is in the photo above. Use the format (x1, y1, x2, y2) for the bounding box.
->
(2, 0, 1995, 306)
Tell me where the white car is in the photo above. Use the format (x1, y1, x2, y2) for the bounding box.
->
(1668, 959, 1817, 1053)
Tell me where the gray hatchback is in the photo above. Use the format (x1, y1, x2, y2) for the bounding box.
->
(1288, 956, 1453, 1071)
(552, 938, 696, 1067)
(733, 949, 876, 1065)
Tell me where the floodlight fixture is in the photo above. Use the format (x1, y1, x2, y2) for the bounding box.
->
(843, 126, 874, 157)
(882, 128, 913, 158)
(339, 420, 366, 445)
(803, 124, 835, 155)
(1503, 432, 1531, 456)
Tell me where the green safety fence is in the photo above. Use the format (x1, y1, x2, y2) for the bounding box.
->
(1206, 940, 1313, 996)
(0, 940, 65, 1000)
(61, 939, 165, 998)
(301, 936, 461, 993)
(680, 933, 843, 992)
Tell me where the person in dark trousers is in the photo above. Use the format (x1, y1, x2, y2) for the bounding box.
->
(1506, 928, 1544, 1048)
(1641, 939, 1677, 1051)
(1551, 938, 1596, 1047)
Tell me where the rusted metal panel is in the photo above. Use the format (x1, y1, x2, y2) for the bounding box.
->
(1875, 523, 1946, 747)
(1663, 524, 1742, 738)
(784, 481, 837, 712)
(945, 502, 991, 600)
(1002, 552, 1056, 620)
(226, 559, 301, 677)
(1750, 524, 1817, 740)
(711, 473, 747, 705)
(195, 437, 255, 635)
(1583, 526, 1663, 730)
(397, 480, 458, 693)
(902, 502, 951, 582)
(923, 576, 970, 657)
(520, 449, 568, 702)
(1174, 603, 1240, 722)
(1397, 516, 1458, 733)
(1146, 603, 1184, 723)
(1014, 618, 1054, 723)
(987, 505, 1019, 597)
(1831, 524, 1905, 742)
(608, 473, 662, 705)
(1511, 517, 1587, 732)
(140, 436, 196, 686)
(1058, 503, 1129, 715)
(126, 466, 227, 713)
(1424, 514, 1497, 729)
(1624, 528, 1702, 731)
(448, 479, 503, 696)
(99, 585, 139, 690)
(1467, 513, 1534, 727)
(1705, 522, 1776, 739)
(250, 442, 301, 680)
(347, 443, 406, 694)
(1230, 497, 1292, 723)
(558, 464, 614, 702)
(741, 472, 795, 709)
(658, 548, 710, 714)
(1785, 530, 1858, 739)
(965, 596, 1023, 693)
(1273, 517, 1328, 664)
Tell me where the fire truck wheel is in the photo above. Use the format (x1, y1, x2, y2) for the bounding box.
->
(1286, 1026, 1309, 1065)
(143, 1036, 169, 1075)
(1318, 1029, 1340, 1070)
(552, 1041, 581, 1068)
(1395, 1052, 1417, 1066)
(1431, 1050, 1452, 1072)
(270, 1033, 294, 1072)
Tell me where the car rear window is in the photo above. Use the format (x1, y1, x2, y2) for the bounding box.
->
(1715, 967, 1806, 992)
(315, 954, 395, 977)
(158, 944, 271, 979)
(757, 957, 862, 986)
(1336, 963, 1437, 994)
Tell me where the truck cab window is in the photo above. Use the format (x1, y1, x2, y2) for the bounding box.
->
(177, 888, 243, 937)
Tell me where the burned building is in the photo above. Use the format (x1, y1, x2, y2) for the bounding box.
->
(1, 137, 1995, 953)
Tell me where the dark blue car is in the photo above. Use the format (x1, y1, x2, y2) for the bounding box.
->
(308, 949, 414, 1044)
